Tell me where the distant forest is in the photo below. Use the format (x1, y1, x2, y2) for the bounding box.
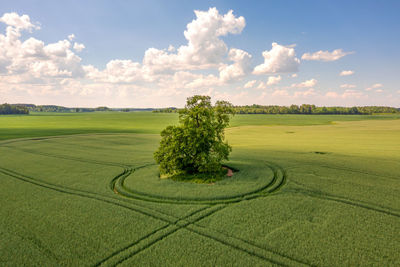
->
(1, 104, 156, 114)
(154, 104, 400, 115)
(1, 103, 399, 115)
(0, 104, 29, 114)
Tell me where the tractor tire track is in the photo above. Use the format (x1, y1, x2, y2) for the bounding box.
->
(1, 135, 308, 266)
(186, 224, 314, 267)
(2, 145, 130, 168)
(0, 166, 176, 224)
(0, 163, 306, 267)
(100, 205, 226, 267)
(110, 203, 310, 267)
(112, 162, 286, 205)
(286, 184, 400, 218)
(94, 205, 210, 266)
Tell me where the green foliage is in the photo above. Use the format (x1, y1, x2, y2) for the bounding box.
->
(156, 104, 400, 115)
(0, 103, 29, 114)
(232, 104, 400, 115)
(154, 95, 235, 175)
(7, 103, 113, 112)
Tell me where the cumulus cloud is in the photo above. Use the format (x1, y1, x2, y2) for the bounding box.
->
(253, 42, 300, 74)
(1, 9, 392, 107)
(219, 48, 252, 82)
(272, 89, 289, 96)
(339, 70, 354, 76)
(84, 60, 146, 83)
(294, 88, 316, 97)
(372, 83, 383, 88)
(266, 75, 282, 85)
(326, 90, 364, 99)
(244, 80, 257, 89)
(340, 84, 356, 89)
(291, 78, 317, 88)
(0, 12, 39, 32)
(0, 13, 84, 80)
(84, 8, 250, 86)
(302, 49, 353, 61)
(73, 42, 85, 52)
(365, 83, 383, 91)
(256, 82, 266, 90)
(143, 8, 245, 72)
(325, 91, 339, 98)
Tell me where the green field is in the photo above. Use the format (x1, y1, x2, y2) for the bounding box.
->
(1, 112, 399, 266)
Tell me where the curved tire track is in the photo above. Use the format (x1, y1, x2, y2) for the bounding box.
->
(112, 162, 286, 205)
(1, 135, 313, 266)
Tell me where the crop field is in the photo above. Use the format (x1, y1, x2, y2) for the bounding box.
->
(0, 112, 399, 266)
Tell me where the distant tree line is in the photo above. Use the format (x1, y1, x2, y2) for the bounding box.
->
(155, 104, 399, 115)
(234, 105, 399, 115)
(9, 104, 111, 113)
(10, 104, 159, 113)
(152, 107, 178, 113)
(0, 103, 29, 114)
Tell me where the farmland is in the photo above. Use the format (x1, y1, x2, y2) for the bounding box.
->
(0, 112, 399, 266)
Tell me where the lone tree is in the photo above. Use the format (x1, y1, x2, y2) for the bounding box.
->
(154, 95, 235, 176)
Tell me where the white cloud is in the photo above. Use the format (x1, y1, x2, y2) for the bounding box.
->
(294, 88, 316, 97)
(0, 13, 84, 81)
(339, 70, 354, 76)
(256, 82, 266, 90)
(142, 8, 245, 72)
(372, 83, 383, 88)
(167, 45, 175, 52)
(219, 48, 252, 82)
(366, 83, 383, 91)
(291, 78, 317, 88)
(325, 91, 339, 98)
(342, 89, 364, 98)
(272, 89, 289, 96)
(0, 12, 39, 32)
(302, 49, 353, 61)
(340, 84, 356, 89)
(325, 90, 364, 99)
(244, 80, 257, 88)
(84, 8, 249, 86)
(375, 89, 384, 93)
(291, 73, 298, 78)
(1, 10, 395, 108)
(73, 42, 85, 52)
(84, 60, 145, 83)
(266, 75, 281, 85)
(253, 42, 300, 74)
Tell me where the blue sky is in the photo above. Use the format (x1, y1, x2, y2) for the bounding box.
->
(0, 0, 399, 107)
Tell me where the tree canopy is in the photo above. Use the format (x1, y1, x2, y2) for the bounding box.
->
(0, 104, 29, 115)
(154, 95, 235, 176)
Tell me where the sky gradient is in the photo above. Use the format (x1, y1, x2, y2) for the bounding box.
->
(1, 0, 399, 107)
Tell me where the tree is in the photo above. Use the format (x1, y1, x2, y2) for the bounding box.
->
(154, 95, 235, 176)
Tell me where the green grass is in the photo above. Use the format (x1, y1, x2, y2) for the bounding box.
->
(162, 168, 229, 184)
(0, 113, 399, 266)
(0, 111, 399, 140)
